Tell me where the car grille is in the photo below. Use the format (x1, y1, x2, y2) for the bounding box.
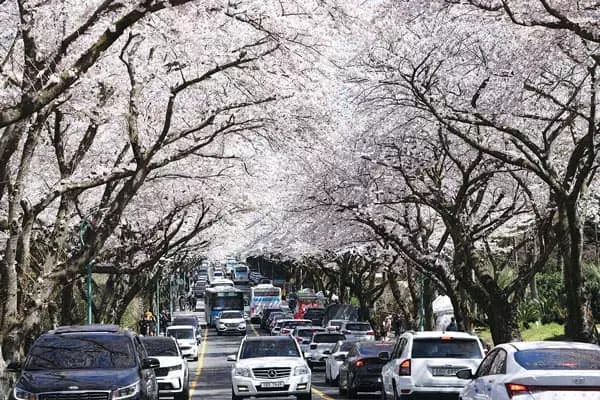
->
(40, 392, 109, 400)
(252, 367, 291, 379)
(155, 367, 171, 377)
(226, 323, 239, 327)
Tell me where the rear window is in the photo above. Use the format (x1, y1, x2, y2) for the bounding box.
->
(299, 329, 324, 338)
(340, 341, 355, 351)
(167, 328, 195, 340)
(359, 342, 394, 357)
(411, 338, 482, 359)
(304, 309, 325, 316)
(514, 349, 600, 370)
(314, 334, 346, 343)
(329, 320, 344, 327)
(173, 318, 197, 326)
(26, 334, 136, 369)
(283, 321, 310, 328)
(345, 323, 371, 331)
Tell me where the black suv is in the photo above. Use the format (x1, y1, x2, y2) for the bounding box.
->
(8, 325, 159, 400)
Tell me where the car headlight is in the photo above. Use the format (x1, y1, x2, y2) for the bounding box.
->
(234, 367, 252, 377)
(14, 387, 36, 400)
(293, 365, 310, 376)
(112, 381, 140, 399)
(239, 323, 246, 328)
(166, 365, 183, 374)
(218, 323, 225, 327)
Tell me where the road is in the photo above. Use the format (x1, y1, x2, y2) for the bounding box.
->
(187, 322, 381, 400)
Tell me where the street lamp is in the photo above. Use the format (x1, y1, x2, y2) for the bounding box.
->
(79, 209, 102, 325)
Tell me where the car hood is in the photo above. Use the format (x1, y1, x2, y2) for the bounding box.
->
(18, 368, 139, 392)
(235, 357, 307, 369)
(152, 356, 185, 368)
(220, 318, 245, 324)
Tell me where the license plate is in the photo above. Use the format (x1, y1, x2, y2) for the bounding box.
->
(432, 368, 460, 376)
(262, 381, 285, 388)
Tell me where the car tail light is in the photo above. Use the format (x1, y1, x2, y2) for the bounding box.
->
(342, 330, 351, 334)
(505, 383, 530, 398)
(398, 359, 411, 376)
(354, 360, 364, 368)
(367, 330, 375, 336)
(296, 337, 303, 343)
(281, 328, 291, 335)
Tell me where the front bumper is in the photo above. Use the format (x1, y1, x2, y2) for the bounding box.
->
(231, 375, 311, 398)
(180, 345, 198, 359)
(217, 325, 246, 334)
(157, 375, 187, 394)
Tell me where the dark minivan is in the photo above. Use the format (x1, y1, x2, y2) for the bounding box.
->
(7, 325, 159, 400)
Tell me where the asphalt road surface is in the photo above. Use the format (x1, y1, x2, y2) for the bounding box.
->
(187, 322, 381, 400)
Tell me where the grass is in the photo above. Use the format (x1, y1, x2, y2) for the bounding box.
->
(475, 322, 565, 345)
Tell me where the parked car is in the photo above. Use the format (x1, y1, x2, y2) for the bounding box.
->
(305, 332, 347, 369)
(228, 335, 312, 400)
(457, 341, 600, 400)
(381, 331, 484, 400)
(339, 321, 376, 341)
(216, 310, 247, 336)
(166, 325, 200, 361)
(325, 340, 355, 385)
(338, 341, 394, 398)
(141, 336, 189, 400)
(292, 327, 327, 352)
(6, 325, 159, 400)
(325, 319, 347, 332)
(303, 307, 325, 326)
(280, 319, 312, 336)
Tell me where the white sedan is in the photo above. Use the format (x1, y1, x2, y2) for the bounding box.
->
(458, 341, 600, 400)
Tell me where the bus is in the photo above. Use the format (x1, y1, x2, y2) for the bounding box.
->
(233, 264, 250, 284)
(205, 286, 244, 327)
(249, 284, 282, 321)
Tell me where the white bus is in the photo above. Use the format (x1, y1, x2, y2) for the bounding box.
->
(249, 284, 282, 321)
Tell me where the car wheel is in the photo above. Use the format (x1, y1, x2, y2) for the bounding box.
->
(296, 390, 311, 400)
(231, 387, 243, 400)
(174, 385, 189, 400)
(338, 374, 347, 396)
(325, 370, 330, 385)
(380, 385, 387, 400)
(392, 381, 400, 400)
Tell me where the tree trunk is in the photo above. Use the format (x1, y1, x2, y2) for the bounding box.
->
(558, 202, 593, 342)
(487, 298, 522, 345)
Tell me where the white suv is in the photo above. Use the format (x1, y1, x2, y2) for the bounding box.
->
(381, 331, 484, 400)
(228, 336, 312, 400)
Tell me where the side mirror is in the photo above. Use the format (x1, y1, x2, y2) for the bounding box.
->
(142, 357, 160, 369)
(227, 354, 237, 362)
(6, 361, 22, 373)
(456, 368, 475, 380)
(197, 338, 201, 344)
(378, 351, 391, 361)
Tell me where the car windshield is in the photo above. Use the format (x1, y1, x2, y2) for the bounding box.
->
(411, 338, 482, 359)
(167, 329, 195, 340)
(240, 339, 300, 359)
(514, 348, 600, 370)
(221, 311, 243, 319)
(345, 323, 371, 331)
(314, 334, 346, 343)
(26, 334, 136, 370)
(141, 338, 179, 357)
(340, 342, 355, 352)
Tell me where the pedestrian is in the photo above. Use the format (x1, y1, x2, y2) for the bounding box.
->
(446, 316, 458, 331)
(383, 315, 392, 341)
(393, 314, 402, 336)
(142, 311, 157, 336)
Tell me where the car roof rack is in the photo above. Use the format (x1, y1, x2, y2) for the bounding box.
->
(50, 324, 122, 334)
